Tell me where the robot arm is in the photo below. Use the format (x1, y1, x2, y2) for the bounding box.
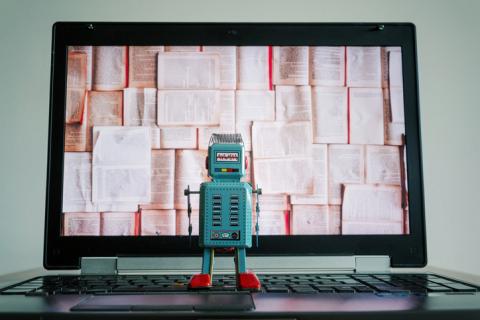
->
(184, 185, 199, 246)
(252, 186, 262, 247)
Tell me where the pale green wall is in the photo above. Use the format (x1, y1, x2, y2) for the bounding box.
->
(0, 0, 479, 276)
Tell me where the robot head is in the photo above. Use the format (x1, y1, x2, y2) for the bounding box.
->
(206, 134, 247, 181)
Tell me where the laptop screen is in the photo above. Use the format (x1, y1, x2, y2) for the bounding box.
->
(61, 45, 409, 237)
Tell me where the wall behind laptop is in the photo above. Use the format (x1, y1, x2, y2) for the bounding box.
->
(0, 0, 479, 276)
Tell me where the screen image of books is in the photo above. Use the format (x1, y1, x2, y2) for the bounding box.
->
(62, 45, 409, 236)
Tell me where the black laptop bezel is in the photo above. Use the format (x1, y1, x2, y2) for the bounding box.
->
(45, 22, 426, 269)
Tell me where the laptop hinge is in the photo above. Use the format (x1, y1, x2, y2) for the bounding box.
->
(354, 256, 391, 273)
(81, 257, 117, 275)
(79, 256, 390, 275)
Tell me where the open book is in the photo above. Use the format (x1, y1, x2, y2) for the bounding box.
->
(66, 52, 87, 124)
(92, 46, 127, 91)
(140, 209, 176, 236)
(341, 184, 404, 234)
(128, 46, 165, 88)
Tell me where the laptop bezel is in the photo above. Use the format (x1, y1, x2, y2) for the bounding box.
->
(44, 22, 426, 269)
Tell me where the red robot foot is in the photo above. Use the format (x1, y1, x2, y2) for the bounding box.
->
(188, 273, 212, 289)
(237, 271, 261, 291)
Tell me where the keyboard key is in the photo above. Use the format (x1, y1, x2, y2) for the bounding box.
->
(2, 288, 34, 294)
(445, 283, 477, 292)
(265, 285, 289, 293)
(266, 287, 290, 293)
(334, 286, 355, 293)
(353, 286, 375, 293)
(425, 286, 453, 293)
(113, 286, 144, 292)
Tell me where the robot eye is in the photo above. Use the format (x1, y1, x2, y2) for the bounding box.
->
(205, 156, 209, 170)
(245, 156, 248, 170)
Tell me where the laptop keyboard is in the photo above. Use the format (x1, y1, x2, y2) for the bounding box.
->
(1, 274, 478, 296)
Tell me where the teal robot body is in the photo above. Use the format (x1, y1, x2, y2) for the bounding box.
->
(199, 136, 252, 248)
(185, 134, 261, 290)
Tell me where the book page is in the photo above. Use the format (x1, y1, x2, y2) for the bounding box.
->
(237, 46, 270, 90)
(140, 209, 176, 235)
(328, 144, 365, 204)
(123, 88, 157, 126)
(174, 150, 208, 209)
(68, 46, 93, 90)
(389, 50, 403, 88)
(241, 151, 253, 183)
(380, 47, 401, 88)
(157, 52, 220, 89)
(159, 127, 197, 149)
(198, 90, 235, 150)
(291, 205, 330, 235)
(275, 86, 312, 122)
(366, 145, 401, 185)
(63, 151, 138, 212)
(66, 52, 87, 124)
(256, 210, 289, 235)
(349, 88, 384, 145)
(310, 46, 345, 86)
(312, 86, 348, 144)
(63, 152, 93, 212)
(101, 212, 137, 236)
(203, 46, 237, 89)
(141, 150, 175, 209)
(165, 46, 201, 52)
(92, 127, 151, 204)
(176, 210, 199, 235)
(157, 90, 221, 126)
(150, 126, 160, 149)
(257, 194, 289, 211)
(273, 46, 309, 85)
(342, 184, 403, 223)
(329, 205, 341, 234)
(235, 90, 275, 151)
(389, 87, 405, 123)
(92, 46, 127, 91)
(383, 88, 405, 146)
(65, 96, 88, 152)
(385, 122, 405, 146)
(342, 221, 403, 234)
(346, 47, 382, 87)
(86, 91, 123, 150)
(253, 157, 313, 194)
(63, 212, 100, 236)
(290, 194, 326, 205)
(128, 46, 164, 88)
(289, 144, 328, 204)
(252, 121, 312, 159)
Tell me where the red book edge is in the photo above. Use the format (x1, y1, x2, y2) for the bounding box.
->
(347, 87, 351, 144)
(284, 210, 291, 235)
(124, 46, 129, 91)
(268, 46, 273, 90)
(135, 211, 141, 236)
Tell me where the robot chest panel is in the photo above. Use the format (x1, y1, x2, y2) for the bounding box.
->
(201, 183, 252, 247)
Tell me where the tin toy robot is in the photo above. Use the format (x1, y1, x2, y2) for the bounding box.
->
(184, 133, 262, 290)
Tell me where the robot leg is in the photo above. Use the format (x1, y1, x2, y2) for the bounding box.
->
(235, 248, 261, 290)
(188, 248, 214, 289)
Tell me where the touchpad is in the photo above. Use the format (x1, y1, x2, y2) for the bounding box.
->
(71, 293, 255, 312)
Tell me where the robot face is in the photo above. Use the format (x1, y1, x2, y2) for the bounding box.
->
(207, 138, 246, 181)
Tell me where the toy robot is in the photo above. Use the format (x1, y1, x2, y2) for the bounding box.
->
(184, 133, 262, 290)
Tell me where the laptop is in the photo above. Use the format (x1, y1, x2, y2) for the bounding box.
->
(0, 22, 479, 319)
